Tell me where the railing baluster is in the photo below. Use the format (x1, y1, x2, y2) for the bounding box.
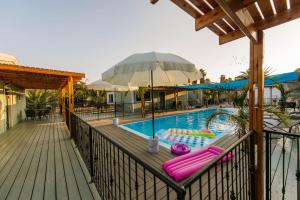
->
(230, 150, 235, 200)
(208, 167, 211, 200)
(153, 175, 157, 200)
(265, 131, 270, 200)
(129, 156, 132, 200)
(215, 164, 218, 200)
(118, 148, 121, 200)
(199, 176, 202, 200)
(234, 147, 238, 199)
(123, 152, 126, 200)
(135, 160, 139, 200)
(221, 157, 224, 200)
(113, 145, 117, 199)
(143, 168, 147, 200)
(226, 153, 230, 200)
(282, 135, 286, 199)
(297, 137, 300, 199)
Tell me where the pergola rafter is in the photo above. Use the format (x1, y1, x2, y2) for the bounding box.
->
(152, 0, 300, 44)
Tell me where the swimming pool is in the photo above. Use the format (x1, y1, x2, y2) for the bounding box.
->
(120, 108, 236, 150)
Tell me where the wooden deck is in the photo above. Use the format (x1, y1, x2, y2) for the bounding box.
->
(88, 121, 245, 199)
(87, 121, 299, 199)
(0, 118, 100, 200)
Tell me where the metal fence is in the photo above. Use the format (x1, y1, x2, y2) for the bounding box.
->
(69, 111, 256, 199)
(70, 113, 185, 199)
(181, 132, 255, 199)
(265, 129, 300, 200)
(73, 100, 204, 122)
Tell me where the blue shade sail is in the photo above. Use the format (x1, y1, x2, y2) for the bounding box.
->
(178, 71, 299, 91)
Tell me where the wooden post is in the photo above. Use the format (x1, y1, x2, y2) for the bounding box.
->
(68, 76, 74, 133)
(174, 90, 178, 110)
(249, 30, 264, 200)
(61, 87, 66, 121)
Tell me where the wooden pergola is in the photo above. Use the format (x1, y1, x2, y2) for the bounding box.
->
(151, 0, 300, 199)
(0, 63, 85, 129)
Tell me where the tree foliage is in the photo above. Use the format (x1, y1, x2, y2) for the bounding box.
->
(26, 90, 58, 110)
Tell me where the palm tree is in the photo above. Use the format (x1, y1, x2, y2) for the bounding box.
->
(203, 90, 212, 107)
(26, 89, 58, 110)
(273, 83, 292, 113)
(88, 90, 106, 109)
(199, 68, 207, 84)
(206, 86, 289, 137)
(74, 81, 89, 105)
(137, 87, 146, 117)
(236, 66, 273, 80)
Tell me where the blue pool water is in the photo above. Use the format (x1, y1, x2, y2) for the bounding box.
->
(120, 108, 236, 149)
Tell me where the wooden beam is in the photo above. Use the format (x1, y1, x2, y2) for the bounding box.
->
(249, 30, 264, 200)
(195, 0, 256, 31)
(214, 0, 257, 42)
(150, 0, 159, 4)
(219, 4, 300, 44)
(195, 7, 225, 31)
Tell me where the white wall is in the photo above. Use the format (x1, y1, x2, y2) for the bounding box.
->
(0, 81, 26, 135)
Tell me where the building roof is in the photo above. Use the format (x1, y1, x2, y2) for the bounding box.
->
(0, 63, 85, 89)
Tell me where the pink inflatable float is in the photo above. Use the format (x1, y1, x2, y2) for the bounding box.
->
(171, 143, 191, 155)
(162, 145, 234, 182)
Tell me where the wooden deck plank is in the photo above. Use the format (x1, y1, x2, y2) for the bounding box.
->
(0, 123, 38, 186)
(44, 121, 56, 200)
(31, 120, 51, 200)
(0, 124, 31, 172)
(18, 122, 48, 200)
(57, 122, 82, 200)
(54, 122, 68, 200)
(0, 118, 97, 200)
(0, 121, 41, 199)
(5, 122, 44, 200)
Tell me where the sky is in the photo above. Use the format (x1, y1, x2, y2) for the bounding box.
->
(1, 0, 300, 82)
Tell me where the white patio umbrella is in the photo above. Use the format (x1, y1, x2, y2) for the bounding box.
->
(102, 52, 200, 87)
(87, 79, 137, 91)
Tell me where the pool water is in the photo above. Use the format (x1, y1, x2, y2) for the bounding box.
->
(120, 108, 236, 150)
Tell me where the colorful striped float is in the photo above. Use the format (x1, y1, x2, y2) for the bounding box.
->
(167, 128, 215, 139)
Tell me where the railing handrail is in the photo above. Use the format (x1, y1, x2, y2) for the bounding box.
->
(182, 131, 254, 188)
(264, 129, 300, 138)
(72, 112, 186, 195)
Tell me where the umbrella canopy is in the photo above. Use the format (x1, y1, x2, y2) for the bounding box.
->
(87, 79, 136, 91)
(0, 53, 19, 65)
(102, 52, 201, 87)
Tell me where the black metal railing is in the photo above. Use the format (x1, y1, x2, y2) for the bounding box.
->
(73, 100, 206, 122)
(181, 132, 255, 199)
(68, 111, 257, 199)
(265, 129, 300, 200)
(71, 112, 186, 199)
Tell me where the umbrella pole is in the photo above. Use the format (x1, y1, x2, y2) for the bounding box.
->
(151, 70, 155, 138)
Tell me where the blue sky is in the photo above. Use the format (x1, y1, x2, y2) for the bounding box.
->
(1, 0, 300, 82)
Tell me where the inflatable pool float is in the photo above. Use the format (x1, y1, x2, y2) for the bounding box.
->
(171, 143, 191, 155)
(167, 128, 215, 139)
(162, 145, 234, 182)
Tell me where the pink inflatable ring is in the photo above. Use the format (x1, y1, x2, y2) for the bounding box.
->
(171, 143, 191, 155)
